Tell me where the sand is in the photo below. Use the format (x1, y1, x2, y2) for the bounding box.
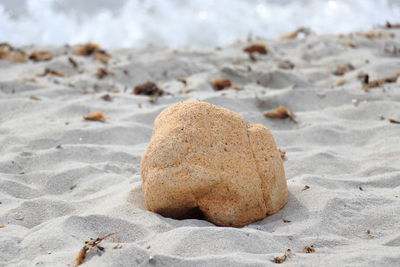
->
(1, 28, 400, 266)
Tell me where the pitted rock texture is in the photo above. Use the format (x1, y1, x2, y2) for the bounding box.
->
(140, 101, 288, 227)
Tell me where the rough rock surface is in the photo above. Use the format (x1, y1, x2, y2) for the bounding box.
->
(140, 100, 288, 227)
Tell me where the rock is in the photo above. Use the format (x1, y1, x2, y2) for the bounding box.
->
(140, 101, 288, 227)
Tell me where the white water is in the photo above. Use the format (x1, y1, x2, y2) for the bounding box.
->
(0, 0, 399, 48)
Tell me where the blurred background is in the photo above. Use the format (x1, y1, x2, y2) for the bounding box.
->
(1, 0, 399, 48)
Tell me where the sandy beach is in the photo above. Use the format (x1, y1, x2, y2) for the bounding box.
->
(1, 27, 400, 266)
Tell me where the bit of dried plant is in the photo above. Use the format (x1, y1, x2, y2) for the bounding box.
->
(211, 78, 241, 91)
(279, 27, 310, 40)
(302, 185, 310, 191)
(101, 94, 112, 101)
(264, 106, 297, 122)
(68, 57, 78, 68)
(73, 42, 111, 63)
(243, 42, 268, 54)
(271, 249, 292, 264)
(212, 78, 231, 90)
(74, 232, 116, 266)
(133, 82, 164, 96)
(302, 245, 315, 253)
(28, 51, 53, 62)
(84, 111, 106, 122)
(333, 63, 354, 76)
(37, 68, 65, 77)
(385, 21, 400, 29)
(361, 73, 399, 91)
(243, 42, 268, 61)
(96, 68, 110, 79)
(388, 118, 400, 124)
(29, 95, 41, 101)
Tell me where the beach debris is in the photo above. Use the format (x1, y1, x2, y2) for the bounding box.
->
(333, 63, 354, 76)
(74, 232, 116, 267)
(211, 78, 241, 91)
(37, 68, 65, 77)
(279, 27, 310, 40)
(70, 184, 77, 190)
(101, 94, 112, 101)
(28, 51, 53, 62)
(366, 229, 374, 238)
(243, 42, 268, 61)
(96, 68, 111, 79)
(264, 106, 297, 122)
(243, 42, 268, 54)
(360, 73, 399, 91)
(359, 186, 364, 191)
(56, 145, 62, 149)
(282, 218, 291, 223)
(0, 224, 5, 228)
(341, 41, 358, 48)
(68, 57, 78, 68)
(133, 82, 164, 96)
(84, 111, 106, 122)
(113, 244, 123, 249)
(0, 43, 26, 62)
(141, 101, 288, 227)
(302, 185, 310, 191)
(29, 95, 41, 101)
(388, 118, 400, 124)
(277, 60, 295, 69)
(302, 245, 315, 253)
(385, 21, 400, 29)
(73, 42, 111, 63)
(271, 249, 293, 264)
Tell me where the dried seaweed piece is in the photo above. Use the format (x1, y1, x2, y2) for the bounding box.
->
(389, 118, 400, 124)
(361, 73, 399, 91)
(101, 94, 112, 101)
(73, 42, 111, 63)
(341, 41, 358, 48)
(264, 106, 296, 122)
(0, 49, 26, 62)
(243, 42, 268, 54)
(279, 27, 310, 40)
(74, 232, 116, 266)
(84, 111, 106, 122)
(385, 21, 400, 29)
(29, 95, 41, 101)
(133, 82, 164, 96)
(302, 185, 310, 191)
(333, 63, 354, 76)
(74, 42, 101, 56)
(28, 51, 53, 62)
(302, 245, 315, 253)
(68, 57, 78, 68)
(37, 68, 65, 77)
(96, 68, 110, 79)
(271, 249, 292, 264)
(212, 78, 232, 90)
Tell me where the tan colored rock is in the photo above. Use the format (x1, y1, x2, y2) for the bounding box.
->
(140, 101, 288, 227)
